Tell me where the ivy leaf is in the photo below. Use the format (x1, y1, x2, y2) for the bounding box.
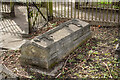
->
(88, 50, 93, 54)
(105, 53, 110, 56)
(62, 71, 65, 74)
(93, 51, 99, 55)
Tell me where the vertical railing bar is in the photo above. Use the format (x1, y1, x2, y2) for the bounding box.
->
(91, 0, 93, 20)
(6, 2, 7, 12)
(99, 1, 101, 21)
(36, 2, 39, 27)
(106, 0, 109, 22)
(1, 2, 2, 12)
(32, 7, 35, 27)
(64, 0, 66, 18)
(40, 2, 42, 25)
(71, 0, 72, 18)
(102, 0, 105, 21)
(68, 1, 69, 18)
(88, 1, 90, 20)
(37, 2, 40, 26)
(37, 2, 39, 26)
(2, 3, 3, 12)
(61, 2, 63, 17)
(3, 3, 4, 12)
(35, 10, 36, 27)
(55, 1, 56, 17)
(33, 6, 35, 26)
(33, 7, 35, 26)
(4, 3, 5, 12)
(38, 2, 41, 27)
(0, 1, 2, 12)
(85, 0, 87, 20)
(110, 0, 113, 21)
(95, 0, 98, 20)
(29, 6, 32, 27)
(74, 1, 76, 18)
(114, 0, 116, 22)
(118, 2, 120, 22)
(5, 3, 7, 12)
(78, 0, 80, 19)
(81, 1, 83, 20)
(58, 2, 60, 17)
(46, 1, 48, 21)
(35, 1, 37, 27)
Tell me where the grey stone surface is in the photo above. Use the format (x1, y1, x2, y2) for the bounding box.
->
(29, 62, 63, 76)
(0, 6, 28, 50)
(0, 33, 27, 50)
(20, 19, 92, 69)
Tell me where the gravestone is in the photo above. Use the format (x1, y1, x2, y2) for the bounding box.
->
(20, 19, 92, 69)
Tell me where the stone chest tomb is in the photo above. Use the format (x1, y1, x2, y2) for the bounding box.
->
(20, 19, 92, 69)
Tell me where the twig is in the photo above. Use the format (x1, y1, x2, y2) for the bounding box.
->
(103, 62, 112, 78)
(55, 73, 61, 78)
(55, 54, 72, 78)
(17, 73, 31, 78)
(66, 53, 92, 74)
(62, 54, 71, 72)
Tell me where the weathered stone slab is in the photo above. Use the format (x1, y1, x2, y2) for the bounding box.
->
(20, 19, 92, 69)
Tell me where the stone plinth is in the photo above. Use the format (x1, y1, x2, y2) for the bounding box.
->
(20, 19, 92, 69)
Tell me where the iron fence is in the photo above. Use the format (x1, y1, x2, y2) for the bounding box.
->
(52, 1, 120, 26)
(0, 1, 120, 34)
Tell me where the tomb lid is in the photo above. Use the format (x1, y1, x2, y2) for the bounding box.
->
(32, 19, 89, 48)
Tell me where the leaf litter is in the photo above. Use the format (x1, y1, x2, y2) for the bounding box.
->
(0, 18, 120, 79)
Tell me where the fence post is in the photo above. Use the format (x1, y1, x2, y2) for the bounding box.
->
(10, 0, 15, 17)
(48, 1, 53, 21)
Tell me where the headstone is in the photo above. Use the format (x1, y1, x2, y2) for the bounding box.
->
(20, 19, 92, 69)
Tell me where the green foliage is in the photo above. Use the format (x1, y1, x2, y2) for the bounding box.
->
(86, 43, 90, 46)
(29, 75, 35, 79)
(74, 73, 80, 77)
(76, 54, 84, 59)
(104, 53, 111, 56)
(92, 46, 96, 49)
(112, 38, 118, 43)
(62, 71, 65, 74)
(68, 59, 75, 63)
(98, 0, 112, 4)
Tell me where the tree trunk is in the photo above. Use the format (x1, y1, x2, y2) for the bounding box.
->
(26, 2, 32, 34)
(48, 2, 53, 21)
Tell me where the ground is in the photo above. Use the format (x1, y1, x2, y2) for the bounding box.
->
(0, 18, 120, 79)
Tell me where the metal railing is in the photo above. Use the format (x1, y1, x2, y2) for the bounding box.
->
(52, 1, 120, 26)
(0, 1, 120, 34)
